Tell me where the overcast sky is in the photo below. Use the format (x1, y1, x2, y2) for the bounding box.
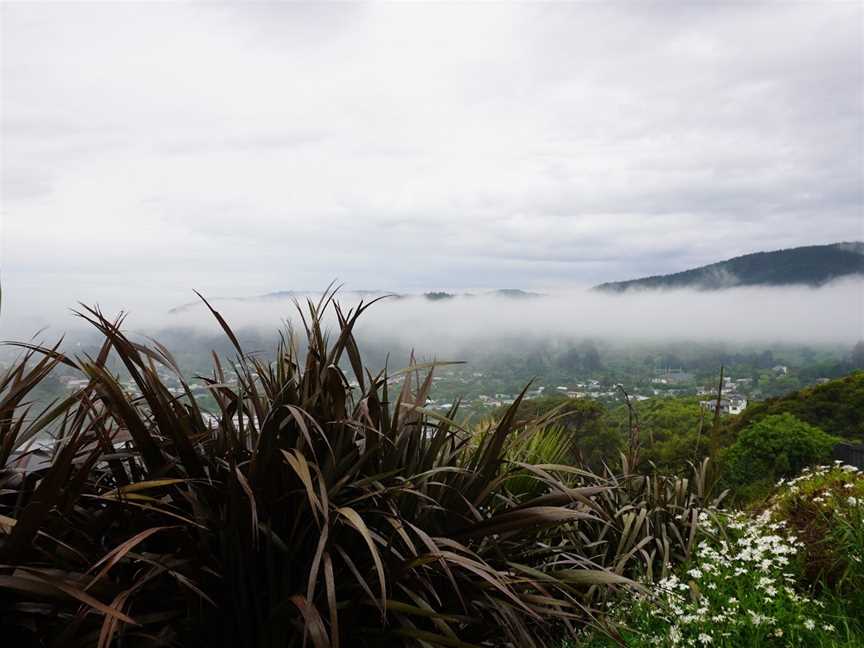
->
(1, 2, 863, 328)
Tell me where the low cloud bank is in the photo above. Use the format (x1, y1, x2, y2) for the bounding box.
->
(4, 280, 859, 354)
(350, 281, 863, 352)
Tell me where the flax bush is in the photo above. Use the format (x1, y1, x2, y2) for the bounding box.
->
(0, 293, 634, 648)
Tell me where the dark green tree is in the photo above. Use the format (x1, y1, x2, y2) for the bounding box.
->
(721, 413, 836, 491)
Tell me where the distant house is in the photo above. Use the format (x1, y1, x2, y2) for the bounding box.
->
(728, 397, 747, 414)
(700, 397, 748, 416)
(772, 365, 789, 375)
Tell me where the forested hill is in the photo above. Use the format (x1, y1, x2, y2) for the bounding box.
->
(594, 242, 864, 292)
(721, 371, 864, 441)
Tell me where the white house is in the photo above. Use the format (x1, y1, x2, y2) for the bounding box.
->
(699, 397, 748, 416)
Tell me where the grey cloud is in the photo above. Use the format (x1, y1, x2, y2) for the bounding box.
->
(1, 167, 53, 202)
(0, 1, 861, 332)
(156, 131, 328, 155)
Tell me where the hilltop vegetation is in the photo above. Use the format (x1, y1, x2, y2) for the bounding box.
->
(722, 371, 864, 441)
(499, 395, 712, 473)
(595, 242, 864, 292)
(501, 373, 864, 502)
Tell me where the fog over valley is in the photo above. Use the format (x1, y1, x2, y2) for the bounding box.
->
(3, 279, 861, 357)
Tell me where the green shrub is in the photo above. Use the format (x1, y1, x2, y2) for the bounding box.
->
(721, 413, 836, 494)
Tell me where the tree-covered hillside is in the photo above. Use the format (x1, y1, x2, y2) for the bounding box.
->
(499, 373, 864, 478)
(595, 242, 864, 292)
(721, 371, 864, 441)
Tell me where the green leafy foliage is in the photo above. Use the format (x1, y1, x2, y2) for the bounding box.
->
(721, 414, 837, 498)
(722, 372, 864, 441)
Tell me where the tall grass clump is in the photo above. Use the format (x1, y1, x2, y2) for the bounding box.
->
(498, 391, 729, 586)
(556, 455, 727, 585)
(0, 291, 637, 647)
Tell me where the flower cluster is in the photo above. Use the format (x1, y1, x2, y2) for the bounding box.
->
(775, 462, 863, 500)
(623, 511, 839, 647)
(771, 462, 864, 587)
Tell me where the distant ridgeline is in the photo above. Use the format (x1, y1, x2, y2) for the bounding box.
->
(422, 289, 542, 301)
(594, 242, 864, 292)
(169, 288, 543, 313)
